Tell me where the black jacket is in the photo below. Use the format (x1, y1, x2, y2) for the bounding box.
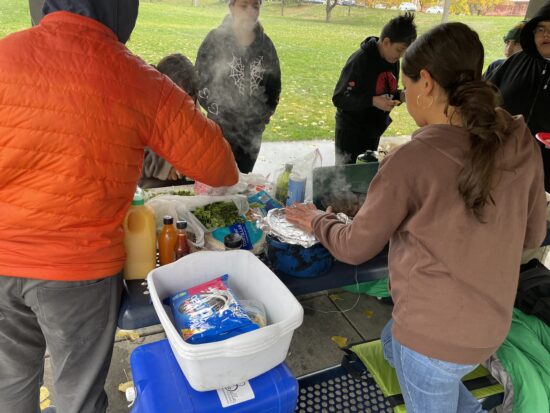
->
(483, 58, 505, 80)
(332, 36, 400, 138)
(488, 1, 550, 189)
(195, 16, 281, 143)
(488, 3, 550, 138)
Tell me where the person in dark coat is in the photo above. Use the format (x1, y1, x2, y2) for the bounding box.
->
(196, 0, 281, 173)
(483, 21, 525, 79)
(140, 53, 199, 189)
(488, 0, 550, 190)
(332, 13, 417, 165)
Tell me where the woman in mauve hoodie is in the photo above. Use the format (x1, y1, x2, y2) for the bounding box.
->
(287, 23, 547, 413)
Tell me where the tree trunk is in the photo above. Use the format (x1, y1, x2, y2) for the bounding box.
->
(325, 0, 338, 22)
(441, 0, 451, 23)
(281, 0, 285, 16)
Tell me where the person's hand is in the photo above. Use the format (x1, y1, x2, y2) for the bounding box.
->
(285, 203, 331, 234)
(373, 95, 400, 112)
(167, 168, 181, 181)
(399, 90, 406, 103)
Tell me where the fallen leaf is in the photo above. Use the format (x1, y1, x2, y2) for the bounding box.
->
(329, 294, 343, 302)
(331, 335, 348, 348)
(118, 381, 134, 393)
(363, 309, 374, 318)
(40, 386, 50, 403)
(116, 330, 141, 342)
(40, 386, 51, 409)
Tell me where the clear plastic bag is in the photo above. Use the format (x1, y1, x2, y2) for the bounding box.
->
(240, 299, 267, 328)
(270, 149, 322, 203)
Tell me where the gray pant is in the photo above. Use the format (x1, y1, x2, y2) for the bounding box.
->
(0, 274, 122, 413)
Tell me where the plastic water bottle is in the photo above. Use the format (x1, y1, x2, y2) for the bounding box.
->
(286, 173, 306, 206)
(275, 163, 293, 204)
(123, 187, 157, 280)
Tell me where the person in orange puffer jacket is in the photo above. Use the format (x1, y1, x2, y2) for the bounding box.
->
(0, 1, 238, 412)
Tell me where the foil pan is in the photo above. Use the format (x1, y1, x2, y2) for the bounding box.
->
(258, 208, 353, 248)
(258, 208, 320, 248)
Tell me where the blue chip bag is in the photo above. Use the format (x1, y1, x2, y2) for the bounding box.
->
(167, 275, 259, 344)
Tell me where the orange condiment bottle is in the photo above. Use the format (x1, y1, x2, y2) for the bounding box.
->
(158, 216, 177, 265)
(174, 220, 190, 260)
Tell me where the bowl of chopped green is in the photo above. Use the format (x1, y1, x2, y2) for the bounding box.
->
(192, 201, 246, 231)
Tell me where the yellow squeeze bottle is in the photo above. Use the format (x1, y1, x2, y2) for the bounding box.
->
(123, 187, 157, 280)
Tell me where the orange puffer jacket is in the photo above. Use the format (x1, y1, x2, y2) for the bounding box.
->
(0, 12, 238, 281)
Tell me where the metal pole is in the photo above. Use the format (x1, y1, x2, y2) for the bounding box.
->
(525, 0, 546, 19)
(29, 0, 45, 26)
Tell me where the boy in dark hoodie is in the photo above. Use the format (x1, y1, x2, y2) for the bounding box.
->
(488, 0, 550, 190)
(332, 13, 417, 165)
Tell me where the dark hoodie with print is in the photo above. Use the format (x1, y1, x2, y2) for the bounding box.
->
(488, 1, 550, 189)
(42, 0, 139, 44)
(195, 15, 281, 172)
(332, 36, 400, 164)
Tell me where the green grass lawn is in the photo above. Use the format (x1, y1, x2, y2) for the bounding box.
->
(0, 0, 520, 141)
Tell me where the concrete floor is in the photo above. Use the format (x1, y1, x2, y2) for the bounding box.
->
(40, 136, 403, 411)
(42, 291, 393, 412)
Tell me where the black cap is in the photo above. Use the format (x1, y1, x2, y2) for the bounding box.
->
(163, 216, 174, 225)
(176, 220, 187, 229)
(224, 233, 243, 249)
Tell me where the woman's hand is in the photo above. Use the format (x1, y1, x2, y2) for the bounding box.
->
(285, 203, 332, 234)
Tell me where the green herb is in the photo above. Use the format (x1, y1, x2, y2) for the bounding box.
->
(193, 202, 245, 229)
(144, 189, 194, 201)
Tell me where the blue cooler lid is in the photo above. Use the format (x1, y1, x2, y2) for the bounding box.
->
(130, 339, 298, 413)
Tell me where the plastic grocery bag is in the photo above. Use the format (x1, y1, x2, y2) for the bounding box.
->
(194, 172, 271, 196)
(270, 149, 322, 203)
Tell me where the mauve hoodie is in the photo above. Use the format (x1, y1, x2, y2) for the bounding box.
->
(312, 111, 547, 364)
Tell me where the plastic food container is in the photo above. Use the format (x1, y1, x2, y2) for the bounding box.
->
(147, 250, 304, 391)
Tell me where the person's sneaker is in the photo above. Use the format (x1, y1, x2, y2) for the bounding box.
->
(41, 406, 57, 413)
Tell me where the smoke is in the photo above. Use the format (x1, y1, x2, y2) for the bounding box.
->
(316, 166, 370, 217)
(195, 14, 280, 161)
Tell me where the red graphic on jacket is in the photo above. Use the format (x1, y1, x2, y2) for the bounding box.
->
(375, 71, 397, 96)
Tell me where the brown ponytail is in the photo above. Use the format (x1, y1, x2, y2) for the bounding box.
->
(449, 80, 509, 221)
(402, 22, 510, 222)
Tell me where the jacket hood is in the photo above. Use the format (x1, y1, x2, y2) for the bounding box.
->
(42, 0, 139, 44)
(520, 0, 550, 58)
(360, 36, 379, 53)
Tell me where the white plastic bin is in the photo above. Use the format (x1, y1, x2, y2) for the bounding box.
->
(147, 250, 304, 391)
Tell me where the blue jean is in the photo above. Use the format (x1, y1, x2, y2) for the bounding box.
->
(381, 320, 486, 413)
